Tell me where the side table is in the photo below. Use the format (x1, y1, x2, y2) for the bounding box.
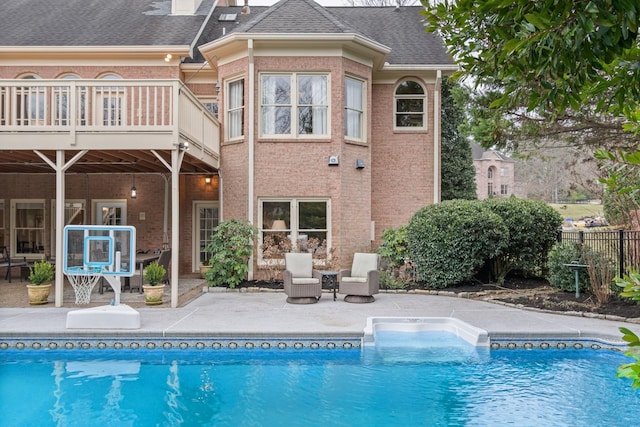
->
(320, 271, 339, 301)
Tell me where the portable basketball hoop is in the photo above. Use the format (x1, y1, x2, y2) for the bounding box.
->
(65, 266, 103, 304)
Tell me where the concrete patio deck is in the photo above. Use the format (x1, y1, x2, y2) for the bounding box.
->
(1, 284, 639, 345)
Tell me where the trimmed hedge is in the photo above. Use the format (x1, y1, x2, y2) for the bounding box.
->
(482, 197, 562, 282)
(407, 199, 508, 288)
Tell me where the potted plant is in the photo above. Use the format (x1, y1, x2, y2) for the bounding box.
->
(27, 259, 54, 305)
(142, 261, 166, 305)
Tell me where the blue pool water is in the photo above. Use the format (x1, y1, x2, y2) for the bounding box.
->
(1, 332, 639, 427)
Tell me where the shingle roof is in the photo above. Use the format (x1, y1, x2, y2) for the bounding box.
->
(0, 0, 453, 67)
(0, 0, 215, 46)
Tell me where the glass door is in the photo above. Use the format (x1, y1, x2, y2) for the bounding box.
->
(193, 201, 218, 271)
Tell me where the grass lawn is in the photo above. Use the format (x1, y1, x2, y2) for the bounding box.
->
(549, 203, 604, 220)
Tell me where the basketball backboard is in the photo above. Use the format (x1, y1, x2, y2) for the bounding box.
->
(63, 225, 136, 276)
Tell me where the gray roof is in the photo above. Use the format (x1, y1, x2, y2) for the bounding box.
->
(0, 0, 215, 46)
(1, 0, 453, 67)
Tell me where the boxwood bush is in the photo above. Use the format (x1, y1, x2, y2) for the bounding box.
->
(547, 242, 590, 292)
(482, 197, 563, 283)
(407, 199, 508, 288)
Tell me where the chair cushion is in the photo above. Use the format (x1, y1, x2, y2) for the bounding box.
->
(292, 278, 320, 285)
(341, 277, 367, 283)
(351, 253, 378, 278)
(285, 253, 313, 278)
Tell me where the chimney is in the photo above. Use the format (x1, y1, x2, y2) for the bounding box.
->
(172, 0, 204, 15)
(242, 0, 250, 15)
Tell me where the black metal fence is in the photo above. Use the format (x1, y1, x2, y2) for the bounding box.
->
(557, 229, 640, 278)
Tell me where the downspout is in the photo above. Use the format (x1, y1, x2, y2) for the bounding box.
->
(247, 38, 255, 280)
(433, 69, 442, 204)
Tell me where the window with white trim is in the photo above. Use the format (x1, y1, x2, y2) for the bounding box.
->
(96, 73, 124, 126)
(345, 77, 364, 140)
(0, 201, 4, 247)
(54, 74, 87, 126)
(11, 199, 45, 256)
(259, 199, 329, 262)
(226, 79, 244, 139)
(260, 73, 328, 137)
(17, 75, 45, 126)
(500, 184, 509, 196)
(394, 80, 426, 129)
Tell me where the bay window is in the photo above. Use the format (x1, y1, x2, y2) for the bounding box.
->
(261, 73, 328, 137)
(345, 77, 364, 140)
(227, 78, 244, 139)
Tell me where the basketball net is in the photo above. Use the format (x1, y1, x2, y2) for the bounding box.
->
(66, 266, 102, 304)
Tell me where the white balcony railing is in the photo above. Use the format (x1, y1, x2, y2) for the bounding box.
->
(0, 79, 219, 160)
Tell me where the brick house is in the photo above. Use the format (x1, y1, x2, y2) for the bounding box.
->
(471, 143, 515, 200)
(0, 0, 454, 307)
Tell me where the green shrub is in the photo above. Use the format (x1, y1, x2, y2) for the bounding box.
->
(143, 261, 166, 286)
(546, 242, 590, 292)
(407, 199, 508, 289)
(29, 259, 54, 285)
(376, 225, 408, 270)
(204, 219, 258, 288)
(482, 197, 562, 283)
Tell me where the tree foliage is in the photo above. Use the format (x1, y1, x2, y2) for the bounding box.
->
(441, 78, 477, 200)
(423, 0, 640, 119)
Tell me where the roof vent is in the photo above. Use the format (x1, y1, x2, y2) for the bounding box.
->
(242, 0, 250, 15)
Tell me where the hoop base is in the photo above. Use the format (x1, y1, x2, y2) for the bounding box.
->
(66, 304, 140, 329)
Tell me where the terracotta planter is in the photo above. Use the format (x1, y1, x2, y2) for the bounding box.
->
(143, 284, 165, 305)
(199, 265, 212, 279)
(27, 283, 52, 305)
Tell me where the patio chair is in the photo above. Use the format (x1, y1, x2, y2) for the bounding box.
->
(283, 252, 322, 304)
(338, 252, 380, 303)
(157, 249, 171, 285)
(0, 246, 28, 283)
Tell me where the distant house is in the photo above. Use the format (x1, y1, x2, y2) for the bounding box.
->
(471, 143, 515, 200)
(0, 0, 455, 307)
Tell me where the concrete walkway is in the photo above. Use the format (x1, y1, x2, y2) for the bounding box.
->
(1, 290, 638, 344)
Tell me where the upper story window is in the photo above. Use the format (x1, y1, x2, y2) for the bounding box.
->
(54, 74, 85, 126)
(17, 74, 45, 126)
(227, 78, 244, 140)
(97, 73, 124, 126)
(500, 167, 507, 177)
(487, 167, 494, 179)
(260, 73, 328, 138)
(394, 80, 426, 130)
(345, 77, 364, 141)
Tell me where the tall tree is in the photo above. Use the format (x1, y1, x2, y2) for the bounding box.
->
(440, 78, 477, 200)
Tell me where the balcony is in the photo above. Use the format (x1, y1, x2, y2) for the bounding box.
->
(0, 79, 220, 173)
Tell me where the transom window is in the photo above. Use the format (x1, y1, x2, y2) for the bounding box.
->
(259, 199, 330, 263)
(345, 77, 364, 140)
(226, 78, 244, 139)
(260, 73, 328, 137)
(394, 79, 426, 129)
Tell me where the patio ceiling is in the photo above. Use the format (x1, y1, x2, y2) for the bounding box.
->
(0, 149, 217, 174)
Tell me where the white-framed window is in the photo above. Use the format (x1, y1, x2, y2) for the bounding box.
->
(500, 167, 507, 177)
(394, 79, 426, 130)
(488, 182, 494, 197)
(487, 167, 494, 179)
(11, 199, 45, 257)
(345, 76, 364, 140)
(226, 78, 244, 140)
(54, 74, 87, 126)
(94, 200, 127, 226)
(17, 75, 45, 126)
(50, 199, 86, 254)
(0, 201, 5, 247)
(259, 199, 330, 263)
(95, 73, 124, 126)
(260, 73, 329, 137)
(192, 201, 219, 271)
(500, 185, 509, 196)
(201, 96, 219, 119)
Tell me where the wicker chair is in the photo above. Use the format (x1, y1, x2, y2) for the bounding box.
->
(283, 253, 322, 304)
(338, 253, 380, 303)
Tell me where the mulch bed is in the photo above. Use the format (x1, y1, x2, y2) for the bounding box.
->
(236, 275, 640, 320)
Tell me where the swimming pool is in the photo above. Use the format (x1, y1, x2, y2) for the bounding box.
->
(1, 332, 638, 427)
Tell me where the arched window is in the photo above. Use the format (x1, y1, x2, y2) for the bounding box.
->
(97, 73, 124, 126)
(17, 74, 45, 126)
(394, 80, 426, 129)
(54, 74, 86, 126)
